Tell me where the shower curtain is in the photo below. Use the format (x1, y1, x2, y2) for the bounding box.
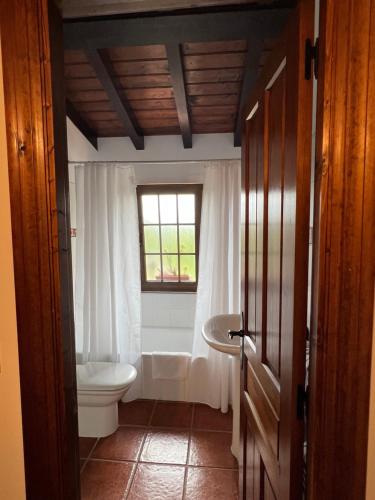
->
(74, 162, 142, 399)
(188, 160, 241, 412)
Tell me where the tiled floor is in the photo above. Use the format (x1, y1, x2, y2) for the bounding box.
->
(80, 399, 239, 500)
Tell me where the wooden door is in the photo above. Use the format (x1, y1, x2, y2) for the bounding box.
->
(240, 1, 314, 498)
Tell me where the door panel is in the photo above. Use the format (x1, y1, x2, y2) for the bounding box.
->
(248, 113, 257, 343)
(245, 424, 255, 500)
(240, 1, 314, 498)
(265, 474, 277, 500)
(265, 64, 286, 380)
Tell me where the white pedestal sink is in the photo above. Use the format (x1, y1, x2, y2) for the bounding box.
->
(202, 314, 241, 461)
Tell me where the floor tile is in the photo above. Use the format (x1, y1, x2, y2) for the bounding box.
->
(127, 463, 185, 500)
(119, 399, 155, 426)
(151, 401, 193, 428)
(80, 460, 134, 500)
(79, 437, 97, 458)
(140, 429, 189, 465)
(189, 431, 237, 469)
(185, 467, 239, 500)
(193, 404, 232, 432)
(91, 427, 146, 461)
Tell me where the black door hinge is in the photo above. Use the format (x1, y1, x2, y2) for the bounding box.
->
(305, 38, 319, 80)
(297, 384, 308, 420)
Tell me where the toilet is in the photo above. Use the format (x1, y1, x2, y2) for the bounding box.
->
(76, 362, 137, 437)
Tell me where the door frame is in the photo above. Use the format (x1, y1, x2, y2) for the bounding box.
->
(307, 0, 375, 498)
(0, 0, 80, 498)
(0, 0, 374, 498)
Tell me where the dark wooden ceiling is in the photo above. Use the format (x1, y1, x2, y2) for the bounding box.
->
(61, 0, 297, 19)
(65, 41, 253, 136)
(63, 9, 289, 149)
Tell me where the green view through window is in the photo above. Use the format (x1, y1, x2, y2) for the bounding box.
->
(137, 184, 203, 292)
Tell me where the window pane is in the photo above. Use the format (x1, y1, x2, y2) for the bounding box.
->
(160, 194, 177, 223)
(144, 226, 160, 253)
(162, 255, 179, 281)
(142, 195, 159, 224)
(179, 225, 195, 253)
(180, 255, 196, 282)
(161, 225, 178, 253)
(145, 255, 161, 281)
(178, 194, 195, 223)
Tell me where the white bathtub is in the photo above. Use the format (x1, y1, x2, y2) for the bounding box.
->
(141, 326, 193, 402)
(77, 326, 195, 402)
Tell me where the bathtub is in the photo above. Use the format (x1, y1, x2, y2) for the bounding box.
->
(141, 326, 194, 402)
(77, 326, 195, 402)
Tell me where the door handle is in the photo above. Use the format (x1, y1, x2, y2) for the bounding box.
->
(228, 329, 245, 339)
(228, 329, 255, 339)
(228, 312, 246, 339)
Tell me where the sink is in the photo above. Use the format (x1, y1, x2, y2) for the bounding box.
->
(201, 313, 242, 462)
(202, 314, 242, 356)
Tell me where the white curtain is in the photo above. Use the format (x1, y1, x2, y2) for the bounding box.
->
(74, 162, 142, 399)
(188, 161, 241, 411)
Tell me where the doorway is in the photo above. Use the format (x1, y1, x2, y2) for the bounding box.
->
(0, 1, 374, 499)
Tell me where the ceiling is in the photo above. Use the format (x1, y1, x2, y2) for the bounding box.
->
(60, 0, 295, 19)
(63, 8, 291, 149)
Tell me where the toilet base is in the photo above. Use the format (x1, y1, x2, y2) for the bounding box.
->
(78, 402, 119, 437)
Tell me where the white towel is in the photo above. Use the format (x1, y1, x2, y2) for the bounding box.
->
(151, 352, 191, 381)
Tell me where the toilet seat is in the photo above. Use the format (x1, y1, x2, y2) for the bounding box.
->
(77, 362, 137, 391)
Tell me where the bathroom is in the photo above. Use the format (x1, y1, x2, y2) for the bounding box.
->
(3, 0, 375, 499)
(57, 4, 314, 499)
(68, 119, 242, 499)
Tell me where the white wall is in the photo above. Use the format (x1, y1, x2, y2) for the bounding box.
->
(67, 118, 240, 350)
(141, 293, 196, 352)
(67, 118, 241, 163)
(0, 35, 26, 500)
(69, 164, 77, 300)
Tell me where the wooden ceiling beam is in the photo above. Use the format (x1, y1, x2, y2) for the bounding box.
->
(62, 1, 294, 19)
(63, 10, 290, 49)
(166, 44, 192, 148)
(85, 48, 144, 149)
(233, 40, 263, 146)
(66, 99, 98, 150)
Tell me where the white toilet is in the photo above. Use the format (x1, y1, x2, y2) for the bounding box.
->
(76, 362, 137, 437)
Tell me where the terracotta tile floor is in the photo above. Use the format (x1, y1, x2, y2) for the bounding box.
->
(80, 399, 238, 500)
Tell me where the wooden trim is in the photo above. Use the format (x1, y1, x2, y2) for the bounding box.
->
(0, 0, 80, 498)
(234, 41, 266, 147)
(307, 0, 375, 498)
(166, 44, 192, 149)
(242, 37, 287, 122)
(278, 3, 314, 497)
(49, 3, 80, 497)
(137, 184, 202, 293)
(239, 119, 250, 500)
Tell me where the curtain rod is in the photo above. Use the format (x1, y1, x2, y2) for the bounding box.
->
(68, 159, 240, 165)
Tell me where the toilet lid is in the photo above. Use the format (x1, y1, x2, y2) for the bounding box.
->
(76, 362, 137, 391)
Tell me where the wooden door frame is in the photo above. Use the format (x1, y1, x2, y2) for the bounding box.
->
(307, 0, 375, 498)
(0, 0, 374, 498)
(0, 0, 80, 498)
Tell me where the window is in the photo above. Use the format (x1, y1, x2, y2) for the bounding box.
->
(137, 184, 203, 292)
